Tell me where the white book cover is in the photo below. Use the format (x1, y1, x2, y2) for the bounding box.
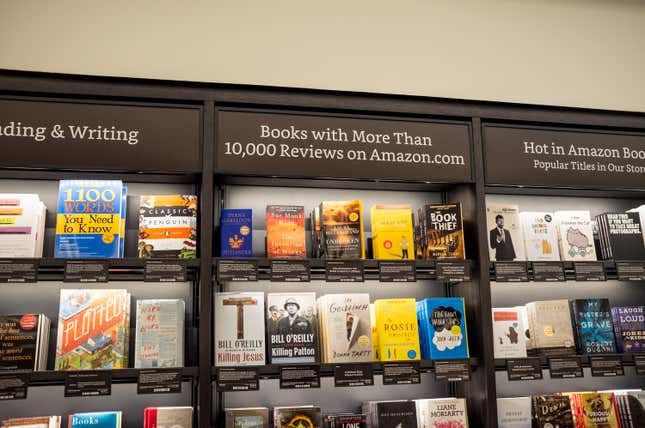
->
(492, 308, 527, 358)
(486, 204, 525, 261)
(417, 398, 468, 428)
(135, 299, 185, 368)
(497, 397, 532, 428)
(519, 212, 560, 261)
(0, 194, 45, 257)
(554, 210, 597, 261)
(516, 306, 532, 352)
(318, 294, 373, 363)
(215, 292, 265, 366)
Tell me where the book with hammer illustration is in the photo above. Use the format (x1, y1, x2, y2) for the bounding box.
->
(214, 292, 265, 366)
(266, 292, 318, 364)
(134, 299, 185, 368)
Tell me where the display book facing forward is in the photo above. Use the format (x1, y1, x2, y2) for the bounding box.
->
(0, 193, 46, 258)
(416, 203, 466, 260)
(596, 211, 645, 260)
(68, 412, 122, 428)
(0, 314, 50, 370)
(1, 416, 61, 428)
(417, 297, 469, 360)
(363, 398, 469, 428)
(143, 407, 193, 428)
(266, 292, 318, 364)
(374, 298, 420, 362)
(134, 299, 185, 368)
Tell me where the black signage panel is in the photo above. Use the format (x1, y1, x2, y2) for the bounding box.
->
(634, 355, 645, 375)
(64, 260, 109, 282)
(279, 365, 321, 389)
(484, 124, 645, 189)
(574, 262, 606, 281)
(137, 369, 182, 394)
(532, 262, 565, 282)
(333, 363, 374, 387)
(378, 261, 416, 282)
(436, 261, 472, 282)
(434, 359, 471, 382)
(0, 372, 29, 400)
(590, 355, 624, 377)
(494, 262, 529, 282)
(0, 98, 200, 172)
(216, 367, 259, 392)
(616, 261, 645, 281)
(326, 260, 364, 282)
(271, 260, 311, 282)
(382, 362, 421, 385)
(217, 259, 259, 282)
(144, 260, 187, 282)
(548, 357, 584, 379)
(217, 110, 472, 182)
(65, 371, 112, 397)
(0, 259, 38, 283)
(506, 358, 544, 381)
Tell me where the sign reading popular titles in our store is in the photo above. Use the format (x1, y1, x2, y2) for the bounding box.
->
(0, 98, 201, 172)
(484, 124, 645, 189)
(216, 109, 473, 182)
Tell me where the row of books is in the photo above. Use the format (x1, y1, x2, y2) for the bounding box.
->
(497, 390, 644, 428)
(214, 293, 470, 366)
(486, 205, 645, 262)
(1, 407, 192, 428)
(221, 202, 466, 260)
(0, 292, 185, 371)
(225, 397, 468, 428)
(492, 300, 644, 358)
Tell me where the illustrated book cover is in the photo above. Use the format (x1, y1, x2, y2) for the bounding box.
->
(492, 307, 527, 358)
(374, 298, 420, 362)
(611, 306, 645, 353)
(526, 299, 576, 356)
(554, 210, 597, 261)
(134, 299, 185, 368)
(519, 211, 560, 261)
(370, 204, 414, 260)
(214, 292, 265, 366)
(266, 205, 306, 259)
(224, 407, 269, 428)
(422, 203, 466, 260)
(220, 209, 252, 257)
(321, 200, 365, 259)
(571, 298, 616, 354)
(418, 297, 469, 360)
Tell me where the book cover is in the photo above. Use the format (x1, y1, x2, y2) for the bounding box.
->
(143, 407, 193, 428)
(492, 308, 527, 358)
(266, 292, 318, 364)
(531, 395, 574, 428)
(138, 194, 198, 259)
(214, 292, 266, 366)
(370, 204, 414, 260)
(135, 299, 185, 368)
(601, 212, 645, 260)
(324, 414, 367, 428)
(274, 406, 321, 428)
(497, 397, 531, 428)
(486, 204, 525, 261)
(376, 401, 418, 428)
(55, 289, 130, 370)
(54, 180, 123, 258)
(519, 212, 560, 261)
(220, 209, 252, 257)
(555, 211, 597, 261)
(421, 297, 469, 360)
(0, 314, 49, 370)
(317, 294, 373, 363)
(0, 194, 46, 258)
(571, 299, 616, 354)
(526, 299, 576, 356)
(423, 203, 466, 260)
(321, 200, 364, 259)
(1, 417, 61, 428)
(119, 186, 127, 258)
(224, 408, 269, 428)
(68, 412, 122, 428)
(420, 398, 468, 428)
(375, 298, 420, 362)
(578, 392, 621, 428)
(266, 205, 306, 258)
(611, 306, 645, 353)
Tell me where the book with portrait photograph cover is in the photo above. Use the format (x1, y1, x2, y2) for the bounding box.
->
(486, 204, 525, 261)
(266, 292, 318, 364)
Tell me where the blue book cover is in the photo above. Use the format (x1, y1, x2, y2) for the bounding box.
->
(422, 297, 469, 360)
(69, 411, 122, 428)
(54, 180, 123, 258)
(571, 298, 616, 354)
(612, 306, 645, 353)
(220, 209, 252, 257)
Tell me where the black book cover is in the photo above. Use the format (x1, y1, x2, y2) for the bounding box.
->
(0, 314, 39, 370)
(532, 395, 574, 428)
(376, 401, 418, 428)
(324, 414, 367, 428)
(571, 299, 617, 354)
(603, 212, 645, 260)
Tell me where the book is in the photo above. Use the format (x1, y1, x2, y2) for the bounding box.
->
(576, 392, 621, 427)
(0, 314, 50, 370)
(55, 289, 130, 370)
(370, 204, 414, 260)
(266, 292, 318, 364)
(274, 406, 321, 428)
(0, 194, 46, 258)
(55, 180, 124, 258)
(134, 299, 185, 368)
(554, 211, 597, 261)
(374, 298, 420, 362)
(571, 299, 616, 354)
(316, 294, 373, 363)
(596, 212, 645, 260)
(531, 395, 574, 428)
(375, 401, 418, 428)
(611, 306, 645, 353)
(138, 194, 197, 259)
(119, 186, 127, 257)
(526, 299, 576, 356)
(68, 412, 122, 428)
(615, 391, 645, 428)
(1, 416, 61, 428)
(627, 205, 645, 248)
(517, 305, 532, 354)
(266, 205, 306, 258)
(143, 407, 193, 428)
(416, 398, 468, 428)
(418, 297, 469, 360)
(519, 212, 560, 261)
(321, 200, 365, 259)
(492, 307, 527, 358)
(323, 414, 367, 428)
(214, 292, 265, 366)
(422, 203, 466, 260)
(497, 397, 531, 428)
(224, 408, 269, 428)
(220, 209, 252, 257)
(486, 204, 525, 261)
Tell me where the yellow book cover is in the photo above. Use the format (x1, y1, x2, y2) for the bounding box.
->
(370, 205, 414, 260)
(370, 303, 378, 360)
(321, 200, 365, 259)
(579, 392, 621, 428)
(375, 298, 420, 361)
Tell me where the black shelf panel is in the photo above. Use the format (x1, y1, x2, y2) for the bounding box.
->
(0, 168, 199, 184)
(214, 258, 473, 282)
(212, 358, 479, 380)
(494, 354, 641, 371)
(1, 367, 199, 387)
(489, 260, 638, 282)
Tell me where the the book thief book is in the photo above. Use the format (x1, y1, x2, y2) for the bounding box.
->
(267, 293, 318, 364)
(266, 205, 306, 258)
(370, 204, 414, 260)
(423, 203, 466, 259)
(321, 200, 365, 259)
(220, 209, 253, 257)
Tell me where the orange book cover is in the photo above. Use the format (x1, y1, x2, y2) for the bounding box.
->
(266, 205, 306, 258)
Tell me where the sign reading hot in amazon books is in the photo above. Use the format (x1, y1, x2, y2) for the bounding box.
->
(484, 124, 645, 189)
(217, 110, 473, 182)
(0, 99, 200, 172)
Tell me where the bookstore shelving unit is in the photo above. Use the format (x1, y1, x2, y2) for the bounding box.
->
(0, 70, 644, 427)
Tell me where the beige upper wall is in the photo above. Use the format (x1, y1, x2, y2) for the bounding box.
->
(1, 0, 644, 112)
